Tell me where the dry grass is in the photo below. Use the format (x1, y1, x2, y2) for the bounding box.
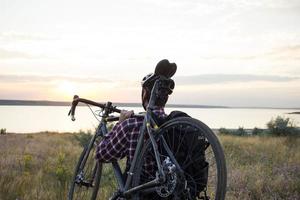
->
(221, 135, 300, 200)
(0, 132, 82, 200)
(0, 133, 299, 199)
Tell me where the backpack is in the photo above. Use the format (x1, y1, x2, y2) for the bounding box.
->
(155, 111, 209, 199)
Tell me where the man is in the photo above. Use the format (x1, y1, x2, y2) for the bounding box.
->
(95, 59, 177, 168)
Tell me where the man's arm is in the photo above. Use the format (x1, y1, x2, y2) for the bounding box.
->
(95, 115, 141, 162)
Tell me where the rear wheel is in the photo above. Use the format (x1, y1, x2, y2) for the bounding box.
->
(132, 117, 227, 200)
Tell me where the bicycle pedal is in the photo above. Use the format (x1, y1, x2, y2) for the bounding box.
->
(79, 181, 93, 187)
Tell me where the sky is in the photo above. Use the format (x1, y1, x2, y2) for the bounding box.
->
(0, 0, 300, 107)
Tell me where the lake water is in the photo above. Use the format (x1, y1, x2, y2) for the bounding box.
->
(0, 106, 299, 133)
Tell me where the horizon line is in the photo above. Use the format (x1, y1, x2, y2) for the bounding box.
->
(0, 99, 300, 110)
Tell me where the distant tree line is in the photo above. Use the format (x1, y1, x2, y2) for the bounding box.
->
(219, 116, 299, 136)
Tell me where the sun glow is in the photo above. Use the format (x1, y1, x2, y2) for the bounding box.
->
(57, 81, 76, 96)
(55, 81, 107, 101)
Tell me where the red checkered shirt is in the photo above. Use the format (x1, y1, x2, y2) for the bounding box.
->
(95, 108, 167, 164)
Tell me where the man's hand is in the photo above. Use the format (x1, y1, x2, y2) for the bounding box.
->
(119, 110, 134, 122)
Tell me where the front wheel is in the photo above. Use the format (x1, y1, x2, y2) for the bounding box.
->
(68, 142, 102, 200)
(132, 117, 227, 200)
(68, 138, 120, 200)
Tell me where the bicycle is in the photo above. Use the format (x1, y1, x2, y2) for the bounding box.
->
(68, 77, 227, 200)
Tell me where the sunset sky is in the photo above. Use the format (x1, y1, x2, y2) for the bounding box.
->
(1, 0, 300, 107)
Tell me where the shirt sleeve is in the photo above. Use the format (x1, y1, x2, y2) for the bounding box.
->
(95, 118, 139, 162)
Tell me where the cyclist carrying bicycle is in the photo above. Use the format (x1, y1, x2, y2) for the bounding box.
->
(95, 59, 177, 172)
(68, 59, 227, 200)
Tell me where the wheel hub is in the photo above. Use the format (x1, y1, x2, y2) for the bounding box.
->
(155, 157, 177, 197)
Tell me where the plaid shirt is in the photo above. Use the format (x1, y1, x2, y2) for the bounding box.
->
(95, 108, 167, 164)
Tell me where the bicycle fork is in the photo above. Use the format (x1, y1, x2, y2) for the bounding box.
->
(75, 162, 99, 188)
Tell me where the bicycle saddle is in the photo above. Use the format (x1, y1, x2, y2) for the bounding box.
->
(155, 59, 177, 78)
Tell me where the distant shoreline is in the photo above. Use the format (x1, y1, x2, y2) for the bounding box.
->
(0, 99, 300, 110)
(288, 112, 300, 114)
(0, 99, 227, 108)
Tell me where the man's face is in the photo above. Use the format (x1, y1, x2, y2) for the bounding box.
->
(142, 88, 149, 110)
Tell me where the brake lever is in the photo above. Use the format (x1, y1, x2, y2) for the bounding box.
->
(68, 95, 79, 121)
(68, 108, 72, 116)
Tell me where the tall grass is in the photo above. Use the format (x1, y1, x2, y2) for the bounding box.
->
(0, 133, 81, 200)
(0, 133, 299, 199)
(221, 135, 300, 200)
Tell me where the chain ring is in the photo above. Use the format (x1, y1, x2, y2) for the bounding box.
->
(156, 172, 177, 197)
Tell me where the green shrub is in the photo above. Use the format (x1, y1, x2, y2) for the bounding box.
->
(266, 116, 298, 136)
(0, 128, 6, 135)
(107, 122, 116, 131)
(219, 128, 231, 135)
(252, 127, 264, 135)
(55, 152, 70, 183)
(236, 126, 247, 136)
(73, 130, 93, 147)
(23, 154, 33, 172)
(219, 127, 249, 136)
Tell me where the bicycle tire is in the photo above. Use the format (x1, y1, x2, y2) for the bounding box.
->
(68, 142, 101, 200)
(132, 117, 227, 200)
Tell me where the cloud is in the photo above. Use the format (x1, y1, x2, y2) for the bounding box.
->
(0, 48, 53, 60)
(199, 44, 300, 60)
(0, 32, 56, 41)
(0, 74, 112, 83)
(278, 45, 300, 54)
(213, 0, 300, 9)
(0, 49, 35, 59)
(175, 74, 300, 85)
(260, 45, 300, 60)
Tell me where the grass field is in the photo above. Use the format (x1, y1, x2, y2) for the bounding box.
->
(221, 135, 300, 200)
(0, 132, 299, 200)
